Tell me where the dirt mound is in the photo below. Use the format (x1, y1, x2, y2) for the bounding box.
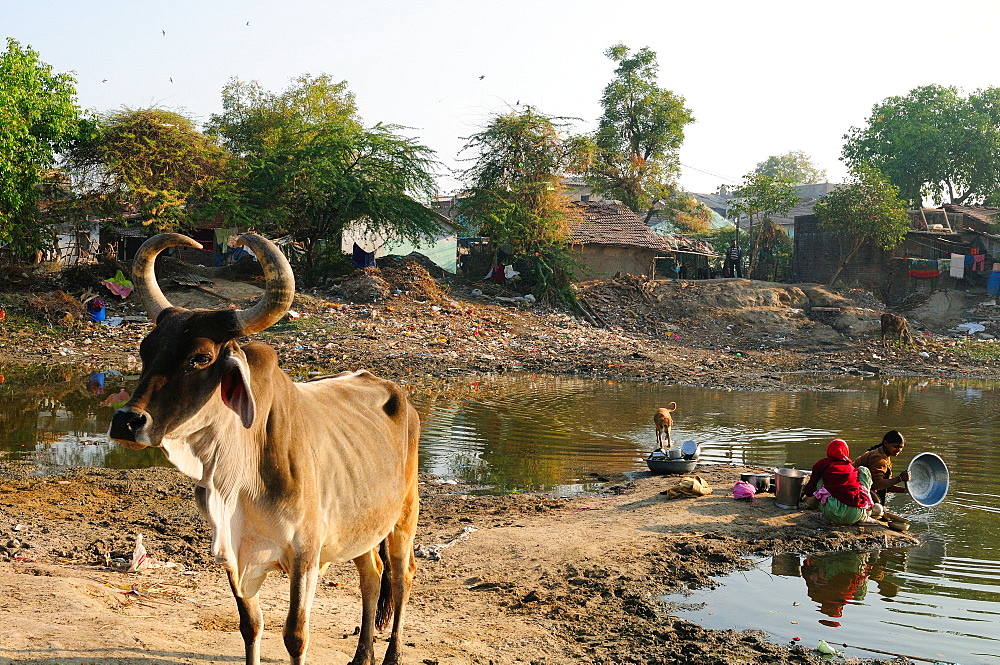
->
(339, 267, 392, 303)
(576, 277, 883, 348)
(337, 257, 450, 304)
(58, 258, 131, 292)
(25, 290, 86, 326)
(380, 256, 450, 302)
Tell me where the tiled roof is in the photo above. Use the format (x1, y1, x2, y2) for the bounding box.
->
(943, 205, 1000, 228)
(566, 202, 671, 251)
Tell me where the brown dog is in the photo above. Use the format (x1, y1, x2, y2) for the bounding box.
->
(654, 402, 678, 451)
(881, 313, 913, 347)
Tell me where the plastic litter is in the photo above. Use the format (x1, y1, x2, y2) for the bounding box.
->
(956, 322, 986, 335)
(128, 533, 149, 572)
(101, 269, 134, 298)
(816, 640, 842, 656)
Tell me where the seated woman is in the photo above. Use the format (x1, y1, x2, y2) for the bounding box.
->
(854, 430, 910, 505)
(801, 439, 876, 525)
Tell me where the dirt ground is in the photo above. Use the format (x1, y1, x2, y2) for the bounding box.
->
(0, 255, 991, 664)
(0, 462, 917, 665)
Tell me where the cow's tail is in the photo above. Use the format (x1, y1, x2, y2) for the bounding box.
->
(375, 539, 394, 631)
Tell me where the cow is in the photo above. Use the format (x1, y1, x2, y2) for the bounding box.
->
(108, 233, 419, 665)
(880, 312, 914, 347)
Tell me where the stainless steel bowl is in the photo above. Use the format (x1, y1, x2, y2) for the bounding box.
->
(907, 452, 949, 507)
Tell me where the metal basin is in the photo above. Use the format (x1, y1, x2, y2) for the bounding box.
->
(908, 452, 949, 507)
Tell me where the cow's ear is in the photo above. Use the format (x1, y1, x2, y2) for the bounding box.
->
(220, 347, 256, 428)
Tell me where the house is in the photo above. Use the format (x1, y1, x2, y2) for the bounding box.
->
(566, 201, 673, 279)
(341, 213, 458, 273)
(792, 205, 1000, 302)
(41, 221, 102, 266)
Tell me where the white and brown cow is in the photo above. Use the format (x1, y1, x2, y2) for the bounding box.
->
(109, 233, 419, 665)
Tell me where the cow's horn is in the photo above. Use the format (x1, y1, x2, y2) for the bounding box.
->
(132, 233, 203, 320)
(233, 233, 295, 335)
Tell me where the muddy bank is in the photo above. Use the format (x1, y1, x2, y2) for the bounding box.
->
(2, 266, 998, 395)
(0, 461, 916, 665)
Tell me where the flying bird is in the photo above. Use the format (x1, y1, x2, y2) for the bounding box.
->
(162, 29, 166, 36)
(169, 77, 173, 83)
(479, 75, 485, 80)
(246, 20, 250, 26)
(102, 79, 108, 83)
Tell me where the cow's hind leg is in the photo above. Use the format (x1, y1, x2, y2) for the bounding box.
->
(284, 556, 320, 665)
(382, 503, 419, 665)
(350, 547, 385, 665)
(227, 571, 266, 665)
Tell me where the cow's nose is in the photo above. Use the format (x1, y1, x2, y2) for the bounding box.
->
(109, 408, 148, 442)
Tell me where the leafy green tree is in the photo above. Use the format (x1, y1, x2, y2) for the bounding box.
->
(458, 108, 577, 305)
(813, 165, 910, 285)
(656, 193, 714, 233)
(842, 85, 1000, 205)
(207, 75, 441, 281)
(754, 150, 827, 185)
(64, 108, 231, 230)
(727, 173, 798, 279)
(580, 44, 694, 221)
(0, 38, 81, 257)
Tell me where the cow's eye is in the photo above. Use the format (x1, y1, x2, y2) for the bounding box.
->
(189, 354, 213, 368)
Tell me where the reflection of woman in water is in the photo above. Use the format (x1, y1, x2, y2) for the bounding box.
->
(802, 551, 872, 627)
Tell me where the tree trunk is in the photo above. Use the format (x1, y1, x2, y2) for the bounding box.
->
(827, 239, 863, 286)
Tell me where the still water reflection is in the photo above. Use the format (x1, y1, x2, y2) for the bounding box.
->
(2, 367, 999, 662)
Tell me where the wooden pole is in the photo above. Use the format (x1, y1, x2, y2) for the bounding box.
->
(834, 641, 942, 663)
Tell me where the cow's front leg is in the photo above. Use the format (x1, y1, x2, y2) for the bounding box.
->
(350, 547, 384, 665)
(284, 556, 320, 665)
(227, 570, 266, 665)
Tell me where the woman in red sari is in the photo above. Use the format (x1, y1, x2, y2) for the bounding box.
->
(801, 439, 876, 525)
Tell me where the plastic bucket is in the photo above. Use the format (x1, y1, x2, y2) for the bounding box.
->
(775, 468, 808, 509)
(989, 270, 1000, 297)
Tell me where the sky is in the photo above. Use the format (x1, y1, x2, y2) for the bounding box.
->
(6, 0, 1000, 196)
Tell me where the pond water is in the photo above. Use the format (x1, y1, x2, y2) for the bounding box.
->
(1, 366, 998, 663)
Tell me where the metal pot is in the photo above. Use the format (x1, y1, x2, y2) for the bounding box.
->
(681, 440, 700, 460)
(740, 472, 772, 494)
(667, 448, 683, 459)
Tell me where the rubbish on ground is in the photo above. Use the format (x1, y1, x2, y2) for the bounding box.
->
(414, 525, 478, 561)
(129, 533, 149, 572)
(101, 270, 134, 298)
(956, 322, 986, 334)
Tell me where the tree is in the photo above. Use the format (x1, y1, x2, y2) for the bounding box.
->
(64, 108, 232, 229)
(0, 38, 81, 257)
(657, 193, 714, 233)
(754, 150, 827, 185)
(457, 108, 577, 305)
(580, 44, 694, 221)
(813, 165, 910, 286)
(842, 84, 1000, 206)
(727, 173, 798, 279)
(207, 75, 442, 279)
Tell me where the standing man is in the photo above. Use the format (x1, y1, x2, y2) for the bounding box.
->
(726, 240, 743, 278)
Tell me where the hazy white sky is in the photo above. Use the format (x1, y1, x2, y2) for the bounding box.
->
(6, 0, 1000, 195)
